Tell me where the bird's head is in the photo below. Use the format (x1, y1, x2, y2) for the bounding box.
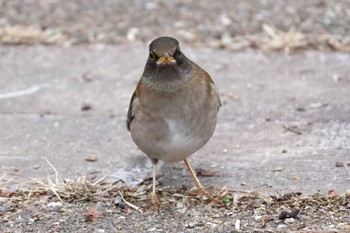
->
(148, 37, 182, 66)
(141, 37, 193, 92)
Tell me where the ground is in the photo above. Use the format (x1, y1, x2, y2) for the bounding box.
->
(0, 1, 350, 232)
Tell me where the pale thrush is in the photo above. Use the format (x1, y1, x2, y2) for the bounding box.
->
(127, 37, 221, 204)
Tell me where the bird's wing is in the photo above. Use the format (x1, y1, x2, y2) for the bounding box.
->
(202, 67, 222, 111)
(126, 91, 137, 131)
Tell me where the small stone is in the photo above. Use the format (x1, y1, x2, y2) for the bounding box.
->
(277, 224, 288, 228)
(228, 93, 239, 100)
(81, 103, 92, 111)
(335, 162, 344, 167)
(126, 27, 139, 41)
(176, 201, 185, 208)
(310, 102, 327, 108)
(273, 167, 283, 172)
(85, 155, 98, 162)
(332, 74, 341, 82)
(265, 116, 271, 121)
(186, 222, 196, 229)
(213, 219, 223, 224)
(235, 219, 240, 230)
(281, 149, 287, 153)
(114, 196, 125, 209)
(252, 213, 262, 220)
(28, 218, 35, 224)
(47, 202, 63, 207)
(285, 218, 295, 223)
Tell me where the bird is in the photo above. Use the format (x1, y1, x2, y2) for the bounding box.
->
(127, 36, 221, 204)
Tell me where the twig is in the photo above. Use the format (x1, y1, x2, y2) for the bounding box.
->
(93, 172, 112, 185)
(42, 157, 66, 203)
(46, 175, 65, 204)
(43, 157, 60, 184)
(118, 190, 143, 213)
(282, 125, 302, 135)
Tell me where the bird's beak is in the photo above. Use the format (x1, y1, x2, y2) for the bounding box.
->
(157, 52, 176, 65)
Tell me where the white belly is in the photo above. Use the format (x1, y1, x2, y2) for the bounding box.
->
(158, 118, 206, 162)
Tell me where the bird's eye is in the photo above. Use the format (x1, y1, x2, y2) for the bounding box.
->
(174, 49, 181, 58)
(149, 52, 155, 60)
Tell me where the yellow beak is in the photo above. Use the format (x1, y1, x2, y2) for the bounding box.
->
(157, 52, 176, 65)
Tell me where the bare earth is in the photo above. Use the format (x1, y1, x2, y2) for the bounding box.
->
(0, 0, 350, 232)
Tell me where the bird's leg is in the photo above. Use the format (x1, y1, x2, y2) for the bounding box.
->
(151, 159, 160, 204)
(183, 159, 223, 205)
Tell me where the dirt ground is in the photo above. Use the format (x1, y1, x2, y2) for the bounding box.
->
(1, 0, 350, 232)
(1, 0, 350, 52)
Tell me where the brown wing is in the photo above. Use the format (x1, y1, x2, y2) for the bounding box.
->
(200, 64, 222, 111)
(126, 91, 137, 131)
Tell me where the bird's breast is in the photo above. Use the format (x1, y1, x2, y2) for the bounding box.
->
(130, 77, 219, 162)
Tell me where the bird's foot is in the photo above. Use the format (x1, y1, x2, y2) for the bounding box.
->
(151, 193, 160, 206)
(197, 188, 224, 205)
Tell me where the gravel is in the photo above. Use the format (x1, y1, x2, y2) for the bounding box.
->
(1, 0, 350, 51)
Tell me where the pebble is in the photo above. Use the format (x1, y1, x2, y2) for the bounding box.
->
(47, 202, 63, 207)
(126, 27, 139, 41)
(277, 224, 288, 228)
(213, 219, 223, 224)
(114, 196, 125, 209)
(335, 162, 344, 167)
(273, 167, 283, 172)
(186, 222, 196, 229)
(252, 213, 262, 220)
(235, 219, 240, 230)
(85, 155, 98, 162)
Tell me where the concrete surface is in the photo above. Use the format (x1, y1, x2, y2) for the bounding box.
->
(0, 44, 349, 195)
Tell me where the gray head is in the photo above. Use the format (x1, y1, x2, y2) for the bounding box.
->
(141, 37, 192, 92)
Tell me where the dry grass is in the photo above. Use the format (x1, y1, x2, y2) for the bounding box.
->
(1, 159, 349, 232)
(211, 24, 350, 53)
(1, 24, 350, 53)
(0, 25, 66, 45)
(1, 158, 349, 213)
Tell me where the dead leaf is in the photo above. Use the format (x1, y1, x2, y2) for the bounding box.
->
(261, 216, 274, 228)
(32, 211, 43, 217)
(328, 189, 337, 196)
(85, 207, 102, 221)
(195, 168, 217, 177)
